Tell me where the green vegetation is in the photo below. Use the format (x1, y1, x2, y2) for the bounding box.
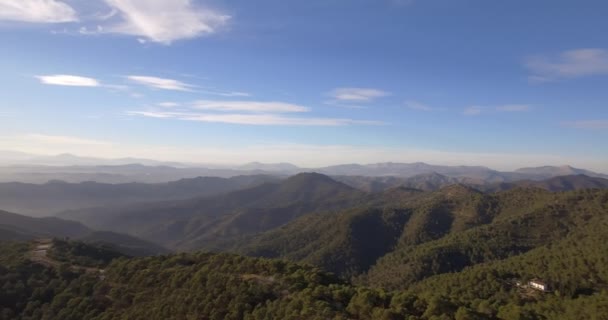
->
(2, 174, 608, 319)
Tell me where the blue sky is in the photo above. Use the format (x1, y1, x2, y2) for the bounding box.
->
(0, 0, 607, 171)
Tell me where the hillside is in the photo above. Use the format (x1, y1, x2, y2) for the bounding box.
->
(2, 227, 607, 319)
(59, 173, 365, 250)
(481, 174, 608, 192)
(0, 175, 277, 217)
(230, 187, 608, 292)
(0, 210, 169, 256)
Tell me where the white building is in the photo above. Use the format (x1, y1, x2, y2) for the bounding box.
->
(529, 279, 549, 292)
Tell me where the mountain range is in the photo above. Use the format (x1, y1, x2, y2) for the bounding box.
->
(0, 175, 277, 217)
(2, 171, 608, 319)
(56, 173, 608, 253)
(1, 150, 606, 184)
(0, 210, 168, 256)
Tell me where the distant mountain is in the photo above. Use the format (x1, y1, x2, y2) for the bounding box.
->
(337, 172, 608, 193)
(237, 162, 300, 172)
(0, 151, 187, 167)
(0, 175, 278, 217)
(0, 209, 169, 256)
(481, 174, 608, 192)
(514, 165, 608, 179)
(0, 209, 90, 239)
(317, 162, 497, 178)
(59, 173, 365, 250)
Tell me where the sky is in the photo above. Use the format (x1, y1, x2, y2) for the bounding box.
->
(0, 0, 607, 171)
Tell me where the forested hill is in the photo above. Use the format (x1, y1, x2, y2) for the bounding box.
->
(2, 233, 608, 320)
(237, 187, 608, 287)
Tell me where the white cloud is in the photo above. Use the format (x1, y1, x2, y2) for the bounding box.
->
(464, 104, 530, 115)
(192, 100, 309, 113)
(405, 100, 441, 112)
(127, 110, 383, 126)
(562, 120, 608, 130)
(463, 106, 483, 116)
(158, 102, 180, 108)
(23, 134, 112, 146)
(127, 75, 194, 91)
(329, 87, 389, 102)
(199, 90, 251, 97)
(495, 104, 530, 112)
(103, 0, 230, 44)
(36, 74, 100, 87)
(0, 0, 77, 23)
(526, 49, 608, 82)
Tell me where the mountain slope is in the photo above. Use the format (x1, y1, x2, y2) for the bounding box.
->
(0, 210, 169, 256)
(481, 174, 608, 192)
(59, 173, 365, 250)
(0, 175, 277, 217)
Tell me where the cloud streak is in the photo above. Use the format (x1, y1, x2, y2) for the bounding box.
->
(405, 100, 445, 112)
(36, 74, 100, 87)
(127, 75, 195, 91)
(526, 48, 608, 82)
(464, 104, 530, 115)
(127, 110, 384, 126)
(562, 120, 608, 130)
(192, 100, 309, 113)
(103, 0, 230, 44)
(0, 0, 78, 23)
(329, 87, 389, 102)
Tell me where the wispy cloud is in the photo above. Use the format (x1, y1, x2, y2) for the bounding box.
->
(157, 102, 180, 108)
(464, 104, 530, 115)
(495, 104, 530, 112)
(329, 87, 389, 102)
(127, 110, 384, 126)
(24, 134, 112, 146)
(103, 0, 230, 44)
(405, 100, 444, 112)
(127, 75, 195, 91)
(463, 106, 483, 116)
(526, 48, 608, 82)
(192, 100, 309, 113)
(199, 90, 251, 97)
(0, 0, 78, 23)
(36, 74, 100, 87)
(562, 120, 608, 130)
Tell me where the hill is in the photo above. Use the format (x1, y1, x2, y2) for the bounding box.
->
(0, 175, 277, 217)
(0, 210, 169, 256)
(229, 187, 608, 292)
(59, 173, 365, 250)
(481, 174, 608, 192)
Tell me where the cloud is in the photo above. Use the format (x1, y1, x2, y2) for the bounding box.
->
(24, 134, 112, 146)
(127, 75, 194, 91)
(192, 100, 309, 113)
(127, 110, 384, 126)
(157, 102, 180, 108)
(562, 120, 608, 130)
(463, 106, 483, 116)
(329, 87, 389, 102)
(405, 100, 444, 112)
(36, 74, 100, 87)
(0, 0, 77, 23)
(526, 49, 608, 82)
(103, 0, 230, 44)
(199, 90, 251, 97)
(464, 104, 530, 115)
(495, 104, 530, 112)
